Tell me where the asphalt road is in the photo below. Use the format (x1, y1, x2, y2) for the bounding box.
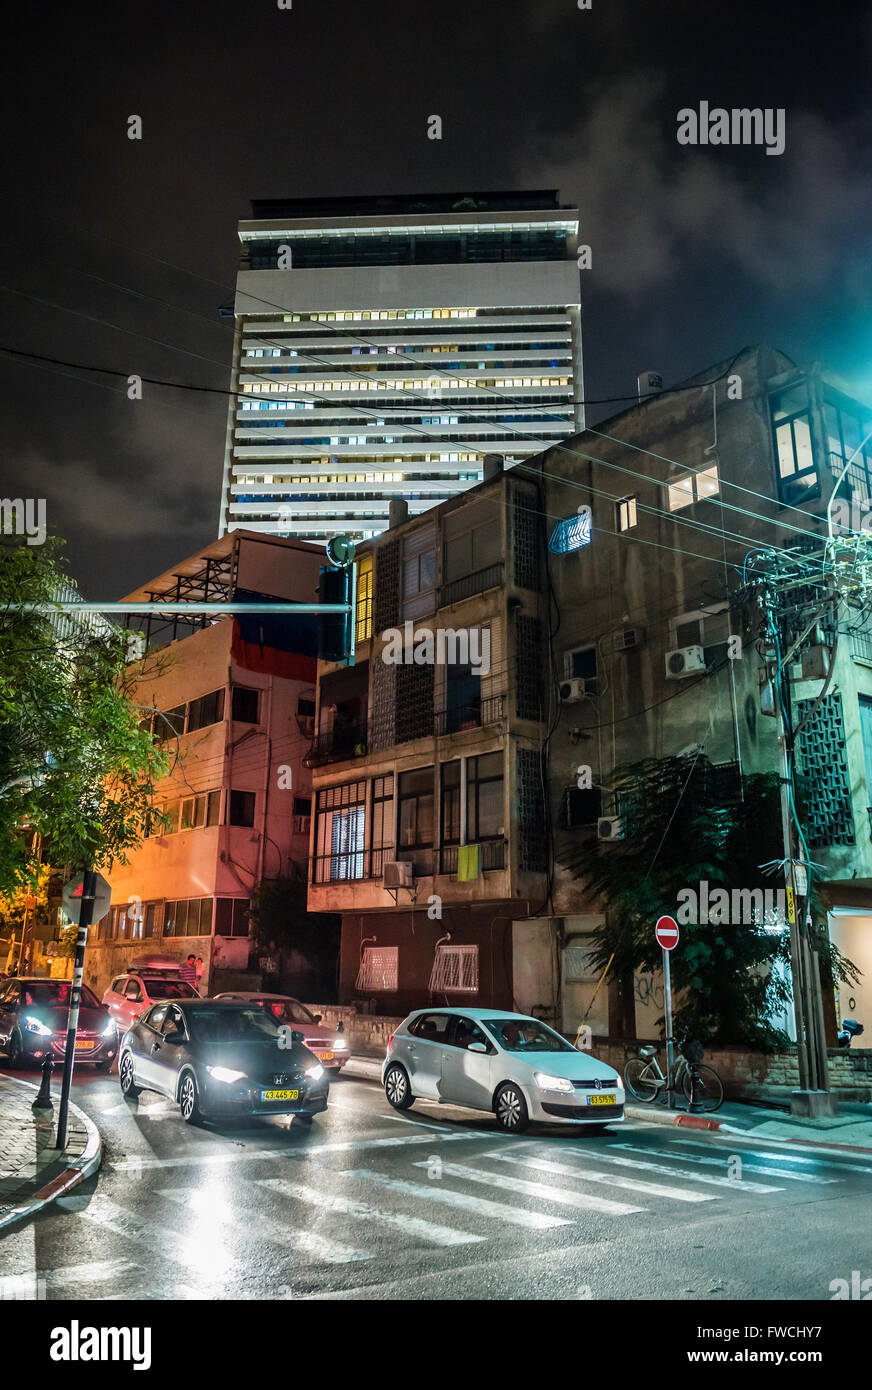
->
(2, 1064, 871, 1301)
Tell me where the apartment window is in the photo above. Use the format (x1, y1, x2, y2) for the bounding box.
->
(164, 897, 213, 938)
(564, 786, 603, 828)
(667, 466, 719, 511)
(315, 779, 366, 880)
(444, 655, 482, 733)
(565, 645, 598, 681)
(672, 606, 731, 663)
(356, 553, 373, 643)
(824, 393, 872, 505)
(402, 523, 437, 621)
(617, 495, 638, 531)
(355, 946, 398, 993)
(429, 944, 479, 994)
(227, 790, 256, 827)
(467, 752, 504, 842)
(443, 499, 501, 583)
(158, 704, 187, 740)
(441, 761, 462, 846)
(214, 898, 249, 938)
(398, 767, 435, 848)
(371, 774, 394, 855)
(231, 686, 260, 724)
(188, 688, 225, 733)
(771, 384, 816, 497)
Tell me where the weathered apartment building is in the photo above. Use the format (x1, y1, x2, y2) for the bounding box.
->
(306, 344, 872, 1040)
(84, 531, 323, 999)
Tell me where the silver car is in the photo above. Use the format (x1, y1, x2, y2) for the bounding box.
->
(382, 1008, 625, 1133)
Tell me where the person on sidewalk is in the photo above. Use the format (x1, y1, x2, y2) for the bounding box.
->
(195, 956, 205, 994)
(180, 954, 197, 988)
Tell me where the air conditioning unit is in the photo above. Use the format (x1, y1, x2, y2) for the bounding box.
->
(665, 645, 706, 679)
(383, 861, 414, 889)
(597, 817, 623, 841)
(559, 677, 599, 703)
(613, 627, 645, 652)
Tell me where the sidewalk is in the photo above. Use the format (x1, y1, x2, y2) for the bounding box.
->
(0, 1074, 102, 1231)
(341, 1055, 872, 1151)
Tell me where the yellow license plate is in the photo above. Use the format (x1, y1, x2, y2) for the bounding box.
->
(588, 1093, 616, 1106)
(315, 1051, 334, 1061)
(74, 1039, 95, 1050)
(262, 1089, 299, 1101)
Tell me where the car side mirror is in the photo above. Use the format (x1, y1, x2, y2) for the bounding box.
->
(291, 1030, 304, 1042)
(468, 1042, 488, 1053)
(313, 1014, 322, 1023)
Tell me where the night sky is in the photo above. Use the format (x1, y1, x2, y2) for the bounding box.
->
(2, 0, 871, 597)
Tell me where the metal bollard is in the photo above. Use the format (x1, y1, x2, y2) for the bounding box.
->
(31, 1054, 54, 1112)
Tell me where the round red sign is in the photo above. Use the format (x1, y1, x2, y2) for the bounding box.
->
(654, 916, 680, 950)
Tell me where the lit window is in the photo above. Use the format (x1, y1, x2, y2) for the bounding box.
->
(668, 475, 695, 511)
(617, 496, 638, 531)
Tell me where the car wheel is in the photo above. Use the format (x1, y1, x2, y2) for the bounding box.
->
(179, 1071, 202, 1124)
(119, 1052, 141, 1098)
(384, 1063, 414, 1110)
(495, 1083, 529, 1133)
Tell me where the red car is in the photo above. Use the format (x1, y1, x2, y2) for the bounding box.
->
(0, 977, 117, 1069)
(214, 992, 348, 1071)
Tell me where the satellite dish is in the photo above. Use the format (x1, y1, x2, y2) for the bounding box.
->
(325, 534, 356, 567)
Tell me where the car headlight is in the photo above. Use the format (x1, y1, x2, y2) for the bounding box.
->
(333, 1037, 347, 1050)
(615, 1074, 624, 1091)
(305, 1064, 324, 1081)
(102, 1019, 117, 1038)
(207, 1066, 246, 1084)
(23, 1014, 52, 1037)
(533, 1071, 574, 1093)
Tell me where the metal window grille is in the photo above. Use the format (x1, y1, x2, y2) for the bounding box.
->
(429, 944, 479, 994)
(355, 946, 398, 993)
(516, 614, 544, 720)
(795, 692, 855, 846)
(512, 482, 541, 590)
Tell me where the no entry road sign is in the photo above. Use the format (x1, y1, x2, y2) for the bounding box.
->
(654, 916, 680, 951)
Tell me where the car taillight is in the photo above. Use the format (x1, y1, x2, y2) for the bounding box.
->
(387, 1034, 394, 1047)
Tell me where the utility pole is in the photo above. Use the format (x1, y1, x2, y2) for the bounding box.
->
(55, 871, 97, 1150)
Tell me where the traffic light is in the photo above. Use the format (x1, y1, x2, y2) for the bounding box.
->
(317, 562, 351, 662)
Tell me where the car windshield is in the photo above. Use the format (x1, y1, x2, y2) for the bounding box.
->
(260, 999, 315, 1025)
(22, 982, 100, 1009)
(483, 1018, 577, 1053)
(142, 978, 198, 999)
(185, 1007, 283, 1043)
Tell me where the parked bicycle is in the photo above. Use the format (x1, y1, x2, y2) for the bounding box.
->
(624, 1029, 724, 1112)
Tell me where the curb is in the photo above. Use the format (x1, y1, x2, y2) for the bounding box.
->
(0, 1077, 103, 1232)
(625, 1103, 742, 1133)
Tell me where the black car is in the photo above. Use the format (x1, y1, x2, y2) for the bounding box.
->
(0, 976, 117, 1068)
(118, 999, 330, 1124)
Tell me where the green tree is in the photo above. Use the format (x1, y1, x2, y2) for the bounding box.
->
(0, 537, 169, 893)
(562, 754, 858, 1048)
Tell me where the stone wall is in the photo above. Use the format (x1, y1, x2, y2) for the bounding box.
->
(307, 1004, 872, 1102)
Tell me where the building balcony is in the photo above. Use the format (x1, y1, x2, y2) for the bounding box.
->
(438, 562, 504, 608)
(311, 846, 389, 884)
(438, 839, 507, 874)
(434, 692, 506, 737)
(304, 725, 368, 766)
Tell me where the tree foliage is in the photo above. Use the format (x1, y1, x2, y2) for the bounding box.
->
(565, 755, 858, 1048)
(0, 538, 169, 892)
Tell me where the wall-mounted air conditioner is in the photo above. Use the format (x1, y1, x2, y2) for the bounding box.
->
(597, 817, 623, 841)
(383, 861, 414, 889)
(559, 677, 599, 703)
(665, 645, 706, 679)
(613, 627, 645, 652)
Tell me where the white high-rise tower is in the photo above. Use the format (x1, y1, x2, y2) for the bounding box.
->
(219, 191, 583, 542)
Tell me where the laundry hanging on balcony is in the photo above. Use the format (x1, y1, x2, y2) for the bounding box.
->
(456, 843, 481, 881)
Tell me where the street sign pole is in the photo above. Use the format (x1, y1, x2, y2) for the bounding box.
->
(663, 946, 674, 1109)
(55, 870, 97, 1151)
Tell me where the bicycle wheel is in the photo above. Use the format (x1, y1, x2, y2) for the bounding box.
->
(683, 1063, 724, 1113)
(624, 1057, 661, 1102)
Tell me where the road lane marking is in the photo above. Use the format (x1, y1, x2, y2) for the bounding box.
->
(0, 1259, 138, 1297)
(108, 1130, 482, 1172)
(482, 1150, 716, 1203)
(412, 1160, 645, 1215)
(258, 1176, 485, 1247)
(157, 1187, 373, 1265)
(623, 1142, 840, 1183)
(73, 1195, 234, 1276)
(342, 1168, 571, 1229)
(670, 1138, 872, 1176)
(570, 1150, 784, 1193)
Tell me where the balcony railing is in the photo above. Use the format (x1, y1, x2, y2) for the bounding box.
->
(311, 846, 389, 884)
(438, 562, 504, 609)
(434, 692, 505, 736)
(305, 725, 368, 765)
(439, 839, 507, 874)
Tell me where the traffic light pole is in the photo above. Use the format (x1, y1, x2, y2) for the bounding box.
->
(55, 870, 96, 1150)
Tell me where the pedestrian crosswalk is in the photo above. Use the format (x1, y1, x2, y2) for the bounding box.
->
(9, 1128, 867, 1297)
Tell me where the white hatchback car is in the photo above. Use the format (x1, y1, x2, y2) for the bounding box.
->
(382, 1008, 625, 1133)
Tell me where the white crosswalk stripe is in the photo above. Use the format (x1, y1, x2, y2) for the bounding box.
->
(109, 1129, 481, 1173)
(411, 1159, 646, 1214)
(157, 1187, 374, 1264)
(577, 1149, 784, 1193)
(483, 1150, 717, 1202)
(258, 1176, 486, 1247)
(670, 1137, 872, 1176)
(341, 1168, 572, 1229)
(626, 1141, 841, 1183)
